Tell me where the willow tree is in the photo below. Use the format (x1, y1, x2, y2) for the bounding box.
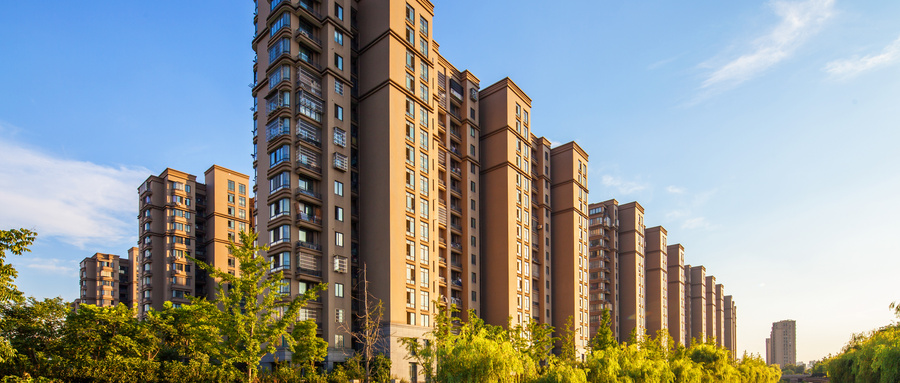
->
(191, 231, 326, 383)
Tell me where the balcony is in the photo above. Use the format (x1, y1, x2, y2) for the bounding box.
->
(296, 188, 321, 200)
(297, 160, 322, 174)
(297, 0, 323, 21)
(266, 124, 291, 142)
(450, 185, 462, 195)
(450, 242, 462, 251)
(297, 241, 321, 251)
(450, 167, 461, 177)
(297, 212, 322, 225)
(297, 266, 322, 278)
(295, 28, 322, 48)
(450, 205, 462, 213)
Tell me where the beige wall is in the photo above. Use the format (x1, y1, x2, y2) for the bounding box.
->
(617, 202, 645, 341)
(644, 226, 667, 338)
(666, 244, 686, 345)
(689, 265, 707, 343)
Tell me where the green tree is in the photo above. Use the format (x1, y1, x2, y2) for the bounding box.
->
(0, 297, 68, 377)
(557, 316, 577, 366)
(146, 301, 224, 364)
(588, 308, 616, 352)
(190, 230, 326, 383)
(0, 229, 36, 305)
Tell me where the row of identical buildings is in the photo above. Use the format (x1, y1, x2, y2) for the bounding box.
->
(74, 0, 738, 380)
(586, 201, 738, 351)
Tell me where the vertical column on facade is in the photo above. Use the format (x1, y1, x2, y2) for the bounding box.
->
(689, 266, 707, 343)
(644, 226, 668, 339)
(587, 201, 618, 339)
(616, 202, 645, 342)
(666, 244, 686, 345)
(704, 275, 716, 342)
(549, 142, 590, 356)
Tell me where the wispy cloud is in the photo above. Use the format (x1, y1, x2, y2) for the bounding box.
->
(666, 185, 686, 194)
(825, 35, 900, 79)
(20, 257, 79, 277)
(700, 0, 834, 93)
(0, 136, 150, 248)
(682, 217, 717, 230)
(601, 175, 648, 195)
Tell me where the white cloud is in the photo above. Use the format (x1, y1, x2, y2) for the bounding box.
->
(825, 35, 900, 78)
(601, 175, 647, 195)
(21, 257, 79, 277)
(0, 138, 149, 248)
(681, 217, 716, 230)
(666, 185, 686, 194)
(701, 0, 834, 91)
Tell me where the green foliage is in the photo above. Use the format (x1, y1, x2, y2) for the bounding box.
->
(826, 323, 900, 383)
(532, 361, 587, 383)
(779, 363, 805, 375)
(0, 229, 36, 305)
(588, 309, 616, 352)
(58, 303, 159, 362)
(557, 316, 577, 366)
(146, 301, 223, 363)
(190, 230, 327, 382)
(0, 297, 68, 377)
(735, 353, 780, 383)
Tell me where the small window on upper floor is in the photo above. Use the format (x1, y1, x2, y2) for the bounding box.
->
(406, 4, 414, 22)
(335, 4, 344, 20)
(420, 16, 428, 36)
(335, 30, 343, 45)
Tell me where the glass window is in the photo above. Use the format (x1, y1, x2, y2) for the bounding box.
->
(334, 30, 343, 45)
(334, 53, 343, 70)
(334, 181, 343, 196)
(335, 4, 343, 20)
(335, 104, 344, 120)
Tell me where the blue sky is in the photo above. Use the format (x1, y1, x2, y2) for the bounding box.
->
(1, 0, 898, 364)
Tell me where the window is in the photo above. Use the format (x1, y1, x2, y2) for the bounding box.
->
(406, 97, 415, 117)
(406, 4, 414, 22)
(334, 30, 343, 45)
(335, 334, 345, 348)
(334, 128, 346, 147)
(335, 283, 344, 297)
(406, 240, 416, 260)
(271, 251, 290, 271)
(335, 3, 343, 20)
(269, 225, 290, 245)
(420, 221, 429, 240)
(406, 192, 415, 213)
(406, 73, 415, 91)
(420, 62, 428, 80)
(419, 38, 428, 57)
(228, 180, 236, 192)
(406, 145, 415, 165)
(420, 267, 429, 288)
(420, 16, 428, 36)
(334, 53, 343, 70)
(335, 206, 344, 221)
(420, 243, 429, 263)
(334, 104, 344, 120)
(420, 290, 429, 310)
(419, 83, 428, 100)
(335, 232, 344, 247)
(406, 264, 415, 284)
(334, 79, 344, 95)
(407, 312, 416, 325)
(406, 50, 415, 69)
(336, 308, 345, 323)
(268, 38, 290, 63)
(334, 181, 344, 196)
(406, 287, 415, 307)
(270, 12, 290, 37)
(406, 217, 415, 236)
(406, 26, 415, 45)
(269, 145, 289, 166)
(406, 169, 415, 189)
(419, 130, 428, 150)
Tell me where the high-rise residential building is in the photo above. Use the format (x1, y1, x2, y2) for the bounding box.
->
(666, 244, 686, 345)
(767, 320, 796, 366)
(548, 142, 590, 355)
(616, 202, 645, 341)
(587, 200, 619, 341)
(480, 79, 540, 329)
(689, 265, 707, 343)
(644, 226, 667, 337)
(136, 166, 250, 318)
(75, 249, 137, 309)
(252, 0, 596, 377)
(704, 275, 716, 341)
(724, 295, 736, 354)
(714, 283, 724, 346)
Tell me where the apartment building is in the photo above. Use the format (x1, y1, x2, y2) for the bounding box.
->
(478, 79, 589, 354)
(587, 200, 619, 341)
(644, 226, 667, 338)
(688, 265, 707, 343)
(136, 166, 250, 317)
(75, 249, 137, 309)
(666, 244, 686, 345)
(767, 319, 796, 366)
(724, 295, 736, 354)
(253, 0, 489, 376)
(704, 275, 716, 341)
(714, 284, 724, 347)
(616, 202, 645, 341)
(548, 142, 590, 354)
